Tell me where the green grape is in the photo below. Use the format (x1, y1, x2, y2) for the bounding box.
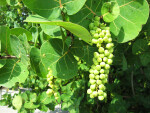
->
(95, 65, 101, 70)
(100, 69, 105, 74)
(90, 79, 96, 84)
(97, 80, 102, 85)
(88, 18, 114, 101)
(94, 21, 100, 26)
(94, 16, 100, 21)
(87, 89, 93, 94)
(93, 91, 98, 97)
(98, 96, 104, 100)
(89, 74, 95, 79)
(89, 23, 94, 29)
(95, 75, 100, 80)
(93, 33, 99, 39)
(96, 28, 102, 33)
(90, 84, 96, 90)
(100, 62, 105, 67)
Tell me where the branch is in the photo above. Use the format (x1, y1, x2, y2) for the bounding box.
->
(0, 55, 18, 59)
(131, 71, 135, 96)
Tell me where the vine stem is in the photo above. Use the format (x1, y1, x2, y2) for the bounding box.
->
(59, 0, 63, 8)
(131, 71, 135, 96)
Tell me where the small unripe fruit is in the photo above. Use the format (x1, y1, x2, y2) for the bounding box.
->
(95, 65, 101, 70)
(105, 64, 110, 69)
(100, 74, 105, 79)
(94, 16, 100, 21)
(108, 54, 113, 59)
(90, 84, 96, 90)
(96, 28, 101, 33)
(100, 62, 105, 67)
(90, 79, 96, 84)
(103, 57, 108, 62)
(90, 94, 95, 98)
(99, 32, 105, 38)
(93, 33, 99, 39)
(100, 69, 105, 74)
(87, 89, 92, 94)
(98, 96, 104, 100)
(104, 50, 110, 56)
(92, 39, 98, 44)
(95, 75, 100, 80)
(89, 69, 94, 74)
(89, 74, 95, 79)
(98, 90, 103, 95)
(99, 84, 105, 90)
(89, 23, 94, 29)
(46, 89, 53, 95)
(94, 70, 99, 75)
(94, 21, 99, 26)
(93, 91, 98, 97)
(98, 47, 104, 53)
(107, 59, 113, 65)
(97, 57, 102, 62)
(94, 52, 99, 58)
(99, 54, 105, 58)
(98, 38, 103, 43)
(97, 80, 102, 85)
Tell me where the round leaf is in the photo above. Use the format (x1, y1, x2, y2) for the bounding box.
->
(101, 2, 120, 22)
(41, 38, 78, 79)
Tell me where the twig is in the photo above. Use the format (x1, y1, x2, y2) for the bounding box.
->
(0, 56, 18, 59)
(131, 71, 135, 96)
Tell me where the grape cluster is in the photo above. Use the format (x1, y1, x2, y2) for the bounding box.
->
(46, 68, 60, 100)
(87, 16, 114, 101)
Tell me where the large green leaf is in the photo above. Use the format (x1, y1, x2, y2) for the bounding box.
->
(23, 0, 86, 19)
(70, 0, 105, 29)
(25, 15, 92, 44)
(30, 47, 47, 78)
(0, 59, 28, 88)
(0, 35, 29, 88)
(109, 0, 149, 43)
(40, 38, 78, 79)
(10, 35, 29, 65)
(0, 26, 11, 54)
(10, 28, 32, 41)
(12, 95, 22, 111)
(82, 45, 97, 66)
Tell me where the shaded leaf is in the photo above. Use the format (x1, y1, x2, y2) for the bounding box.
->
(30, 47, 47, 78)
(132, 39, 148, 55)
(0, 26, 11, 54)
(41, 38, 78, 79)
(10, 27, 32, 41)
